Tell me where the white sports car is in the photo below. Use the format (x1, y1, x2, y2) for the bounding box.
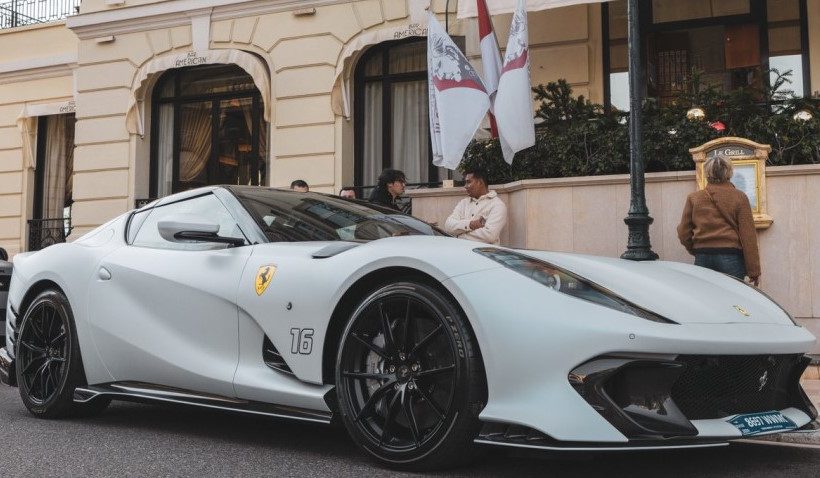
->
(1, 186, 816, 470)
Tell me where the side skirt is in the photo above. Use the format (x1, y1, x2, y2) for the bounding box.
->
(74, 381, 333, 425)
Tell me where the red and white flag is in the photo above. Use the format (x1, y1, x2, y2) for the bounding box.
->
(495, 0, 536, 164)
(428, 12, 491, 170)
(477, 0, 502, 137)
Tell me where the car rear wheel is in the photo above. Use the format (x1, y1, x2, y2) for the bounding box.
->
(335, 281, 486, 470)
(16, 290, 109, 418)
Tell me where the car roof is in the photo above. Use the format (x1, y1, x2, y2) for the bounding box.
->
(151, 186, 222, 208)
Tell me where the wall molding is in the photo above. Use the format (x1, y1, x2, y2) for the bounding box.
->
(406, 164, 820, 197)
(67, 0, 350, 39)
(0, 53, 77, 85)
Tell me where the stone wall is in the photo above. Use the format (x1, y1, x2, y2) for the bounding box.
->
(408, 164, 820, 352)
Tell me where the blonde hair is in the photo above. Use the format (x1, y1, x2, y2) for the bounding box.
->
(704, 156, 733, 184)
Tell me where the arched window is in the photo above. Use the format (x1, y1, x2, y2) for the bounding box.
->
(150, 64, 267, 197)
(354, 39, 446, 189)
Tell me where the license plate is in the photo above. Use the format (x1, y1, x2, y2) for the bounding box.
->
(728, 411, 797, 436)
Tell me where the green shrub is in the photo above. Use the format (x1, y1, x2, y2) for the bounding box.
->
(460, 71, 820, 184)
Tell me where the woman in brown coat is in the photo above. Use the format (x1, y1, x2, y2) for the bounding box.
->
(677, 156, 761, 286)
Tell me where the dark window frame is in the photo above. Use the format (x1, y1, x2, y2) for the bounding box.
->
(32, 116, 49, 220)
(353, 37, 437, 189)
(32, 114, 75, 220)
(149, 64, 265, 198)
(601, 0, 811, 110)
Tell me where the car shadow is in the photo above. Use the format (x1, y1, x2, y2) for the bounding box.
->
(8, 398, 820, 477)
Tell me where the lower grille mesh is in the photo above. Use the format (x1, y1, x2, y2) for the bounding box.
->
(670, 354, 800, 420)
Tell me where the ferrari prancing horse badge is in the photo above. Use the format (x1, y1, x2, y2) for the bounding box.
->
(255, 265, 277, 296)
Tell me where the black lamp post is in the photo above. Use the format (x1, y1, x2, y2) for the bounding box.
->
(620, 0, 658, 261)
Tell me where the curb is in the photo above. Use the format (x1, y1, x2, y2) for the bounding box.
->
(743, 423, 820, 446)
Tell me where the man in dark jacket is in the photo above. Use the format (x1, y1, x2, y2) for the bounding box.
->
(368, 169, 406, 210)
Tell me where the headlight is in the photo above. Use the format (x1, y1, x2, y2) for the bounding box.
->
(474, 248, 677, 324)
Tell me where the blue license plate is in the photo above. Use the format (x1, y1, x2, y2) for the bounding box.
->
(728, 411, 797, 436)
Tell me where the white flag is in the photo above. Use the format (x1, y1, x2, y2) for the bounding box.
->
(477, 0, 502, 137)
(428, 12, 491, 170)
(495, 0, 536, 164)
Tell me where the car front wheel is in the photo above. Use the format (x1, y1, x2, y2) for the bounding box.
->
(335, 281, 486, 470)
(16, 289, 109, 418)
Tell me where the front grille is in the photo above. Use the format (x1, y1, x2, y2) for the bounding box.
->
(0, 274, 10, 292)
(671, 354, 801, 420)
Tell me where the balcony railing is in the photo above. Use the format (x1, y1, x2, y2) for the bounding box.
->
(0, 0, 80, 29)
(28, 217, 71, 252)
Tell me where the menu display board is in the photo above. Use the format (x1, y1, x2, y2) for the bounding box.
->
(689, 137, 773, 229)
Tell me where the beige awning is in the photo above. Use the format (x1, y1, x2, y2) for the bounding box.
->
(457, 0, 610, 18)
(331, 23, 428, 118)
(126, 49, 271, 136)
(16, 99, 76, 169)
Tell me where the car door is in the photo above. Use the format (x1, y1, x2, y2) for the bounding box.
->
(87, 192, 252, 397)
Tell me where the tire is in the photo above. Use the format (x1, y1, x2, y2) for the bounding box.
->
(15, 289, 109, 418)
(335, 281, 486, 471)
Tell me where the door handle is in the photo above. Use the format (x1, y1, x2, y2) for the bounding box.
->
(98, 267, 112, 281)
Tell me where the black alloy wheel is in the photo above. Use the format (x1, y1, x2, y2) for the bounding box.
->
(16, 290, 109, 418)
(336, 281, 486, 470)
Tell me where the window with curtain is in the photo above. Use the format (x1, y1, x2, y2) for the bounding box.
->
(34, 114, 74, 220)
(354, 39, 447, 189)
(29, 113, 75, 250)
(151, 64, 268, 198)
(603, 0, 810, 110)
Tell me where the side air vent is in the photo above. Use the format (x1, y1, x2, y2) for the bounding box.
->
(263, 335, 294, 376)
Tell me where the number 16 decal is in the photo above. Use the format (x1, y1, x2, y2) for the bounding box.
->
(290, 328, 314, 355)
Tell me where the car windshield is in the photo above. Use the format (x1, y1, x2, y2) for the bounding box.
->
(231, 187, 446, 242)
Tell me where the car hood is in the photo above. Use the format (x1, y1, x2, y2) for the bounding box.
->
(520, 250, 795, 326)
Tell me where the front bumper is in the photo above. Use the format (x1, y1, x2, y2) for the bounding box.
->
(476, 405, 814, 451)
(568, 353, 817, 440)
(476, 353, 817, 451)
(445, 267, 818, 444)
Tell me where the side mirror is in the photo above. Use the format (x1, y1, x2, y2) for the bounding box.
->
(0, 247, 7, 261)
(157, 214, 245, 247)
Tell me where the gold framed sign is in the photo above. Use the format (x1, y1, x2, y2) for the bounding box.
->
(689, 137, 773, 229)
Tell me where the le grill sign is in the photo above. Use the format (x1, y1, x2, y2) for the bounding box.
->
(707, 145, 754, 158)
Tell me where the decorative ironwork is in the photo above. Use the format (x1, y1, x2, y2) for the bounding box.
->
(0, 0, 80, 30)
(28, 218, 71, 252)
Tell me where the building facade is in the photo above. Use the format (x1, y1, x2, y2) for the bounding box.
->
(0, 0, 818, 256)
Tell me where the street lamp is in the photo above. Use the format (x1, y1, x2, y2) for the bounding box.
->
(620, 0, 658, 261)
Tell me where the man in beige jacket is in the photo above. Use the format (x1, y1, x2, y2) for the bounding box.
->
(444, 167, 508, 245)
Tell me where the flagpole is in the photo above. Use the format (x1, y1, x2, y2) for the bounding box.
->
(620, 0, 658, 261)
(445, 0, 450, 32)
